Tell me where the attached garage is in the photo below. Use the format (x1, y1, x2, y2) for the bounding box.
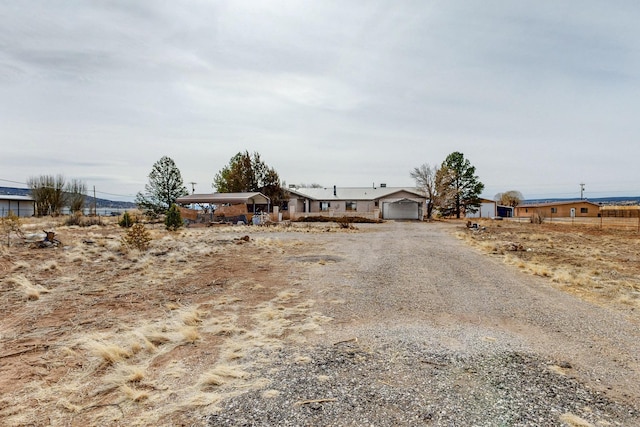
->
(382, 198, 421, 220)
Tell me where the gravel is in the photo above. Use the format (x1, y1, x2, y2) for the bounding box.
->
(206, 221, 640, 426)
(207, 343, 635, 426)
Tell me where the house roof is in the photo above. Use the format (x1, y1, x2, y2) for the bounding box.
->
(176, 192, 270, 205)
(478, 198, 496, 204)
(517, 200, 601, 208)
(0, 195, 35, 202)
(287, 187, 426, 201)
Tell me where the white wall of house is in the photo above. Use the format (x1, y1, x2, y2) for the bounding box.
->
(0, 198, 35, 217)
(286, 188, 426, 220)
(466, 201, 496, 218)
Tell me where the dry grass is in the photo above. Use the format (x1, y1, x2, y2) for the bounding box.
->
(6, 274, 51, 300)
(459, 220, 640, 312)
(85, 340, 133, 365)
(0, 218, 338, 426)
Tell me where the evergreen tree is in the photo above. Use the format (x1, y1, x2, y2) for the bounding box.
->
(213, 151, 287, 208)
(119, 211, 135, 228)
(436, 152, 484, 218)
(135, 156, 188, 217)
(165, 204, 183, 231)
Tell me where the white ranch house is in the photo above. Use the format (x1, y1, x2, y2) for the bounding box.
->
(286, 186, 427, 220)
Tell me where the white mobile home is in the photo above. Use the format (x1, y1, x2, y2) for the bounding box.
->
(0, 195, 35, 217)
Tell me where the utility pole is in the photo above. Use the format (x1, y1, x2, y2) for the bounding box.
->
(580, 183, 585, 200)
(93, 186, 97, 216)
(189, 182, 197, 194)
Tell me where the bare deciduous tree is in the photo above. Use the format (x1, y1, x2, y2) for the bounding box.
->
(495, 190, 524, 208)
(27, 175, 66, 216)
(410, 163, 439, 219)
(65, 179, 87, 213)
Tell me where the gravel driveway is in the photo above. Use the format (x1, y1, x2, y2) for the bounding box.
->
(208, 221, 640, 426)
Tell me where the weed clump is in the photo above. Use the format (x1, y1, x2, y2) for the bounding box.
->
(64, 213, 104, 227)
(530, 212, 545, 224)
(122, 223, 152, 251)
(119, 211, 135, 228)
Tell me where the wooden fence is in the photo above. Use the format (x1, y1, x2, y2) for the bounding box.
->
(509, 215, 640, 232)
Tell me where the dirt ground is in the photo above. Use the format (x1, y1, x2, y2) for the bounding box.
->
(0, 218, 340, 426)
(1, 217, 639, 426)
(459, 218, 640, 315)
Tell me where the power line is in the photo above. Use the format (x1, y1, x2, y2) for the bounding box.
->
(0, 178, 29, 187)
(93, 189, 136, 198)
(0, 177, 135, 199)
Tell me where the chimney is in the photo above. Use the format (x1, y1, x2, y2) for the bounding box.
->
(333, 185, 337, 196)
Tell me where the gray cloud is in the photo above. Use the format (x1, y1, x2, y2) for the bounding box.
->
(1, 1, 639, 201)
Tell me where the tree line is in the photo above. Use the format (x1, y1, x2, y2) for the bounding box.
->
(26, 175, 87, 216)
(26, 149, 519, 220)
(134, 151, 287, 217)
(137, 150, 491, 220)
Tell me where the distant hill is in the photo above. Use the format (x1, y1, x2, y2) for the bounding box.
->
(0, 186, 136, 209)
(523, 196, 640, 206)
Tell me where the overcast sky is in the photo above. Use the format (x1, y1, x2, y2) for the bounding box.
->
(1, 1, 639, 201)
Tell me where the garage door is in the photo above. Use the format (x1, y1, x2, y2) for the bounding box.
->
(382, 200, 419, 220)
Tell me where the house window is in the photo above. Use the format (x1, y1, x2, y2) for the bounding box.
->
(580, 207, 588, 214)
(320, 202, 330, 212)
(346, 201, 357, 211)
(551, 207, 557, 214)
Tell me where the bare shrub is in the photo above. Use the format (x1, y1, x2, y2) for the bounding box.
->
(336, 216, 356, 229)
(530, 212, 545, 224)
(1, 211, 24, 246)
(64, 213, 104, 227)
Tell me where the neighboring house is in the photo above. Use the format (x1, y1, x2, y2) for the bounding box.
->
(465, 198, 497, 218)
(514, 200, 601, 218)
(286, 186, 427, 220)
(497, 205, 514, 218)
(0, 195, 35, 217)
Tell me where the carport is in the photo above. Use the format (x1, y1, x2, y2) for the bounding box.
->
(382, 198, 422, 220)
(176, 192, 270, 213)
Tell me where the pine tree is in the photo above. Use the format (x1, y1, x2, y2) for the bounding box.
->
(119, 211, 135, 228)
(165, 204, 183, 231)
(135, 156, 188, 217)
(436, 152, 485, 218)
(213, 151, 287, 208)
